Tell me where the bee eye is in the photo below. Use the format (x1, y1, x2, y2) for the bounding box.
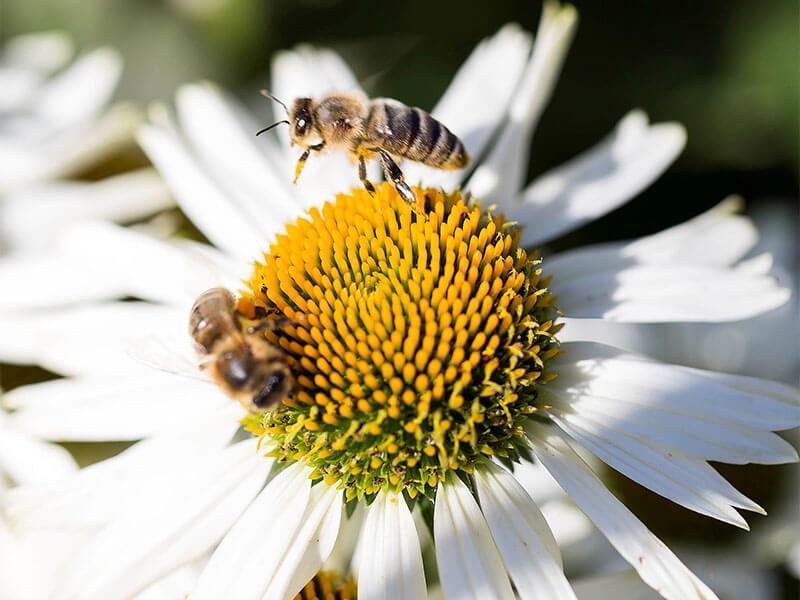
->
(294, 106, 312, 137)
(219, 351, 250, 388)
(253, 372, 288, 409)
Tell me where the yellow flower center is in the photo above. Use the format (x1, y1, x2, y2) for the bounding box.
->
(294, 571, 355, 600)
(243, 183, 560, 501)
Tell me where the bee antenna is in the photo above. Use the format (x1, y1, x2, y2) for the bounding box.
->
(255, 120, 289, 136)
(260, 89, 289, 115)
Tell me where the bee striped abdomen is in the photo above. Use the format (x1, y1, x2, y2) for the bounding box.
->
(366, 100, 468, 170)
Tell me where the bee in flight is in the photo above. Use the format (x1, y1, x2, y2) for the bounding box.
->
(256, 90, 470, 205)
(189, 287, 293, 413)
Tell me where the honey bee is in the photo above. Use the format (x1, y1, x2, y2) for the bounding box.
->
(189, 287, 292, 413)
(257, 90, 470, 204)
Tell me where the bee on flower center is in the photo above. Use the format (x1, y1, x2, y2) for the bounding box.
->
(189, 287, 293, 413)
(256, 90, 470, 204)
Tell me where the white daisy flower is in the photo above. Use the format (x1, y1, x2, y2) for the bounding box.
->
(0, 31, 175, 251)
(0, 30, 128, 192)
(1, 3, 798, 600)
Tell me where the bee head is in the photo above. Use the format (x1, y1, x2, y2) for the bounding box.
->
(214, 340, 293, 413)
(216, 347, 254, 390)
(288, 97, 316, 145)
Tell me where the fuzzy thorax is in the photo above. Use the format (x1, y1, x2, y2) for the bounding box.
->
(243, 184, 561, 501)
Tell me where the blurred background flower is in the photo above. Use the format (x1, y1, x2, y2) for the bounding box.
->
(0, 30, 174, 253)
(1, 1, 797, 598)
(0, 31, 128, 193)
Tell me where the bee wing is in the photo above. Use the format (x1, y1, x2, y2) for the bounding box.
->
(124, 334, 212, 383)
(176, 240, 249, 299)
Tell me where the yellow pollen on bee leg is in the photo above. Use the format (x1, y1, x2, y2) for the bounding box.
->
(244, 183, 561, 501)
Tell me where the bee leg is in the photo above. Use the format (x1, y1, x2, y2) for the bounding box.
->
(293, 149, 310, 184)
(247, 317, 291, 334)
(374, 148, 415, 205)
(246, 312, 307, 334)
(293, 142, 326, 184)
(358, 154, 376, 196)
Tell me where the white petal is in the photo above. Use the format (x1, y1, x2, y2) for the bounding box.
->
(530, 426, 718, 600)
(265, 483, 343, 600)
(32, 47, 121, 125)
(0, 102, 141, 192)
(509, 463, 598, 550)
(137, 119, 264, 261)
(53, 220, 239, 305)
(538, 498, 595, 550)
(0, 418, 77, 485)
(509, 111, 686, 247)
(542, 379, 798, 465)
(0, 302, 183, 376)
(0, 169, 174, 251)
(271, 45, 362, 102)
(468, 2, 578, 206)
(735, 252, 774, 275)
(555, 314, 800, 384)
(175, 83, 300, 231)
(270, 46, 363, 205)
(434, 472, 514, 600)
(545, 410, 756, 528)
(403, 24, 533, 189)
(62, 101, 140, 167)
(552, 261, 789, 322)
(474, 462, 576, 600)
(549, 342, 800, 432)
(6, 373, 231, 442)
(0, 65, 44, 112)
(545, 197, 757, 282)
(2, 31, 73, 73)
(6, 417, 238, 530)
(23, 528, 89, 589)
(53, 101, 139, 171)
(684, 365, 800, 413)
(174, 238, 248, 287)
(0, 252, 123, 312)
(134, 559, 206, 600)
(55, 221, 186, 305)
(55, 439, 271, 600)
(0, 32, 72, 113)
(327, 503, 366, 576)
(191, 462, 311, 600)
(288, 143, 361, 209)
(616, 196, 756, 266)
(509, 458, 566, 504)
(312, 46, 363, 91)
(0, 518, 49, 600)
(358, 490, 426, 600)
(1, 216, 207, 311)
